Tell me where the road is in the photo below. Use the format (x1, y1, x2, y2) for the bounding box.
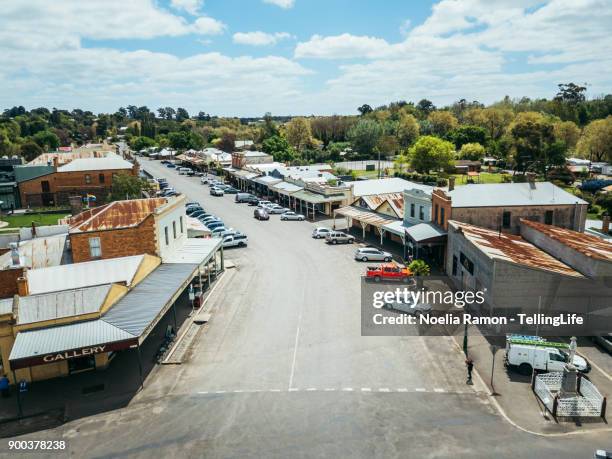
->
(6, 157, 609, 459)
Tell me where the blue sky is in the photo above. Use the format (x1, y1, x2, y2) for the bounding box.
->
(1, 0, 611, 116)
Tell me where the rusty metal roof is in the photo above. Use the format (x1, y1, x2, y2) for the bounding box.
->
(69, 198, 168, 233)
(334, 206, 398, 228)
(521, 219, 612, 262)
(449, 220, 582, 277)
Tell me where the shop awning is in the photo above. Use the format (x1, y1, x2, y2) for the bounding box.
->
(9, 320, 137, 370)
(382, 220, 410, 238)
(292, 190, 345, 204)
(405, 222, 447, 243)
(334, 206, 398, 228)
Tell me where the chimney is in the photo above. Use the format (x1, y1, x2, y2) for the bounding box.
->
(448, 176, 455, 192)
(603, 213, 610, 234)
(69, 195, 83, 216)
(9, 242, 20, 267)
(17, 276, 29, 297)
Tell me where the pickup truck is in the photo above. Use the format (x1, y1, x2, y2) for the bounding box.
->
(365, 263, 413, 282)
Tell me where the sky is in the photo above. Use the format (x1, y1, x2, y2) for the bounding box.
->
(1, 0, 611, 117)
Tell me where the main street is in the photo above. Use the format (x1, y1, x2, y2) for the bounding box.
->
(7, 158, 609, 459)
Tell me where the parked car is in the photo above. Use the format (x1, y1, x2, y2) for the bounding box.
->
(200, 177, 209, 184)
(189, 210, 207, 219)
(206, 221, 225, 231)
(355, 247, 392, 262)
(166, 163, 176, 168)
(200, 216, 220, 224)
(280, 211, 305, 221)
(196, 214, 214, 222)
(185, 201, 200, 208)
(247, 198, 261, 206)
(265, 204, 290, 214)
(178, 167, 191, 175)
(210, 226, 229, 237)
(257, 200, 272, 208)
(366, 263, 412, 282)
(325, 231, 355, 244)
(505, 336, 590, 375)
(236, 193, 257, 203)
(383, 299, 431, 315)
(593, 334, 612, 354)
(223, 234, 248, 248)
(312, 227, 331, 239)
(186, 169, 196, 176)
(254, 208, 269, 220)
(224, 187, 240, 194)
(210, 187, 224, 196)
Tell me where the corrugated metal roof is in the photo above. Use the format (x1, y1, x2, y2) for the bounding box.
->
(13, 165, 54, 183)
(27, 255, 145, 295)
(17, 284, 112, 325)
(57, 154, 133, 172)
(0, 298, 13, 315)
(382, 220, 410, 237)
(361, 193, 404, 215)
(9, 320, 136, 362)
(334, 206, 398, 228)
(69, 198, 168, 232)
(102, 263, 196, 339)
(405, 223, 447, 242)
(162, 237, 221, 264)
(291, 189, 343, 204)
(521, 219, 612, 261)
(0, 234, 68, 270)
(446, 182, 587, 207)
(271, 181, 303, 194)
(350, 178, 433, 198)
(449, 220, 582, 277)
(253, 175, 282, 186)
(27, 150, 114, 166)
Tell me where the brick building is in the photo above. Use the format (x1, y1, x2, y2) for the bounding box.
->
(17, 154, 137, 207)
(68, 196, 187, 263)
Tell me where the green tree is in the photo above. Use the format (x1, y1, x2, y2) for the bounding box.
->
(449, 125, 487, 149)
(285, 117, 312, 151)
(130, 136, 157, 152)
(357, 104, 373, 116)
(262, 135, 295, 162)
(408, 135, 456, 173)
(348, 119, 382, 157)
(458, 142, 486, 161)
(576, 116, 612, 162)
(217, 131, 236, 152)
(109, 173, 151, 201)
(176, 107, 190, 122)
(508, 112, 555, 173)
(32, 130, 60, 150)
(427, 111, 458, 137)
(553, 120, 580, 152)
(408, 259, 430, 288)
(20, 141, 43, 161)
(396, 112, 420, 148)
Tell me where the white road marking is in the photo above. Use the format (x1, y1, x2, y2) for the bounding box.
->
(197, 391, 208, 394)
(378, 388, 390, 392)
(288, 324, 301, 390)
(396, 388, 409, 392)
(434, 388, 446, 393)
(361, 388, 371, 392)
(269, 389, 281, 392)
(215, 390, 226, 394)
(342, 387, 353, 391)
(324, 388, 336, 391)
(306, 388, 317, 391)
(288, 388, 299, 392)
(415, 388, 427, 392)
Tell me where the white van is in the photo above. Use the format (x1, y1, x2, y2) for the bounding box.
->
(505, 335, 589, 375)
(178, 167, 191, 175)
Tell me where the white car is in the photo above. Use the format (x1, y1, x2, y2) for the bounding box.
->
(354, 247, 392, 262)
(200, 176, 209, 184)
(257, 200, 272, 208)
(210, 187, 224, 196)
(383, 300, 431, 315)
(280, 211, 305, 221)
(223, 234, 248, 248)
(312, 227, 331, 239)
(265, 204, 290, 214)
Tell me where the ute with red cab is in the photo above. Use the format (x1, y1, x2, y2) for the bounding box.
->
(365, 262, 413, 282)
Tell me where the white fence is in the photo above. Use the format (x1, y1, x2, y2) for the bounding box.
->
(533, 371, 606, 418)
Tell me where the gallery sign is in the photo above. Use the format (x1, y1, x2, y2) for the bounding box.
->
(42, 345, 107, 363)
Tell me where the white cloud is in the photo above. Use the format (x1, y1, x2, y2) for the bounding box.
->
(170, 0, 204, 16)
(233, 31, 292, 46)
(294, 34, 392, 59)
(192, 16, 226, 35)
(262, 0, 295, 9)
(399, 19, 411, 36)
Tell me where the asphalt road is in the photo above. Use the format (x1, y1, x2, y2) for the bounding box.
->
(5, 158, 609, 459)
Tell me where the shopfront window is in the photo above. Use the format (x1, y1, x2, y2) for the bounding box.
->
(68, 355, 96, 374)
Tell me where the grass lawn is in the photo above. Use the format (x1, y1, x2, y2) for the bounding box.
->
(0, 212, 69, 228)
(451, 172, 507, 186)
(351, 169, 381, 178)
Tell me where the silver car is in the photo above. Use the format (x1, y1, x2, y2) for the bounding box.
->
(280, 211, 305, 221)
(312, 227, 331, 239)
(265, 204, 289, 214)
(354, 247, 392, 262)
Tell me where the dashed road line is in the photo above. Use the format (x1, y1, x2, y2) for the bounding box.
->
(194, 387, 472, 395)
(378, 388, 390, 392)
(361, 388, 371, 392)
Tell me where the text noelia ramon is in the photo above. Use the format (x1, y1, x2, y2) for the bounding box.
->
(372, 313, 585, 326)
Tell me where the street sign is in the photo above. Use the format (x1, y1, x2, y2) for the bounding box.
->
(19, 380, 28, 393)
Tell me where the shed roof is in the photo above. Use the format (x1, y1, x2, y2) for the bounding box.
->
(445, 182, 586, 207)
(27, 254, 145, 295)
(57, 154, 133, 172)
(335, 206, 398, 228)
(69, 198, 168, 233)
(351, 178, 432, 198)
(102, 263, 196, 340)
(0, 298, 13, 316)
(521, 219, 612, 262)
(13, 165, 54, 183)
(17, 284, 112, 325)
(9, 320, 136, 363)
(405, 222, 447, 243)
(162, 237, 221, 264)
(449, 220, 582, 277)
(0, 234, 68, 270)
(271, 181, 303, 194)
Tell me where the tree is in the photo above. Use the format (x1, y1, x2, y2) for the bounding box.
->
(553, 120, 580, 152)
(408, 259, 430, 288)
(427, 111, 458, 137)
(407, 135, 455, 173)
(508, 112, 555, 173)
(109, 173, 151, 201)
(262, 135, 295, 162)
(464, 107, 514, 140)
(197, 111, 210, 121)
(285, 117, 312, 151)
(217, 131, 236, 153)
(176, 107, 190, 122)
(554, 83, 587, 105)
(357, 104, 373, 116)
(130, 136, 157, 152)
(32, 130, 60, 150)
(576, 116, 612, 162)
(449, 125, 487, 149)
(348, 119, 382, 157)
(376, 135, 400, 157)
(19, 141, 43, 161)
(416, 99, 435, 117)
(396, 112, 420, 148)
(458, 143, 486, 161)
